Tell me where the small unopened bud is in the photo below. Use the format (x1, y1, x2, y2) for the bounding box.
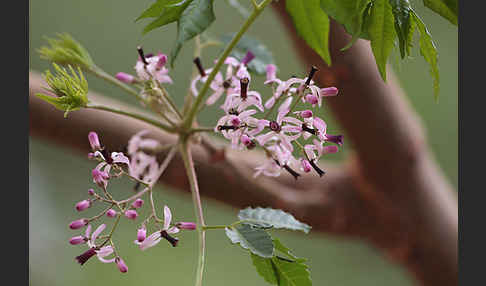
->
(87, 152, 95, 159)
(106, 209, 117, 218)
(301, 160, 312, 173)
(193, 57, 206, 77)
(156, 52, 167, 69)
(69, 219, 88, 230)
(87, 189, 95, 196)
(266, 64, 277, 81)
(325, 134, 343, 146)
(305, 94, 319, 105)
(176, 222, 197, 230)
(75, 200, 91, 212)
(241, 51, 255, 66)
(88, 132, 101, 151)
(137, 227, 147, 242)
(300, 110, 313, 118)
(323, 145, 339, 154)
(115, 257, 128, 273)
(115, 72, 135, 84)
(69, 236, 85, 245)
(125, 210, 138, 220)
(321, 87, 338, 97)
(131, 198, 144, 209)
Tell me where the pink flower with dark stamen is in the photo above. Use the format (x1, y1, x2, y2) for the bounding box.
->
(134, 52, 173, 84)
(137, 206, 180, 250)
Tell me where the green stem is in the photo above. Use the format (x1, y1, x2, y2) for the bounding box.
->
(179, 141, 206, 286)
(202, 225, 227, 230)
(190, 127, 215, 134)
(89, 66, 140, 99)
(183, 0, 273, 129)
(86, 103, 176, 133)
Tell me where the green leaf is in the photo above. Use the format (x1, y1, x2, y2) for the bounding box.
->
(286, 0, 332, 66)
(140, 0, 194, 34)
(220, 34, 275, 75)
(170, 0, 215, 66)
(320, 0, 371, 49)
(422, 0, 457, 25)
(271, 256, 312, 286)
(251, 253, 279, 285)
(389, 0, 412, 59)
(225, 224, 274, 258)
(367, 0, 396, 81)
(411, 10, 440, 101)
(238, 207, 312, 234)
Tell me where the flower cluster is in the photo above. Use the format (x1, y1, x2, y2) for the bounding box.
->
(68, 131, 195, 273)
(191, 56, 341, 179)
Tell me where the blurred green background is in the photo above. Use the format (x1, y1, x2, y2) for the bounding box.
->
(29, 0, 457, 285)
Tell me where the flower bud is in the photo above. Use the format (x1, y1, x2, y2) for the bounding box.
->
(321, 87, 338, 97)
(69, 236, 85, 245)
(92, 169, 109, 188)
(323, 145, 339, 154)
(131, 198, 144, 209)
(115, 257, 128, 273)
(88, 189, 95, 196)
(301, 159, 312, 173)
(176, 222, 197, 230)
(137, 228, 147, 242)
(106, 209, 117, 218)
(88, 132, 101, 151)
(75, 200, 91, 212)
(69, 219, 88, 230)
(300, 110, 313, 118)
(125, 210, 138, 220)
(115, 72, 135, 84)
(305, 94, 318, 105)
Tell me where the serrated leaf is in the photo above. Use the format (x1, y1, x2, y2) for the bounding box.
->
(251, 253, 279, 284)
(320, 0, 371, 49)
(411, 11, 440, 101)
(238, 207, 312, 233)
(271, 256, 312, 286)
(225, 224, 274, 258)
(220, 34, 275, 75)
(422, 0, 457, 25)
(139, 0, 193, 34)
(389, 0, 412, 59)
(405, 11, 416, 56)
(368, 0, 396, 81)
(170, 0, 215, 66)
(286, 0, 332, 66)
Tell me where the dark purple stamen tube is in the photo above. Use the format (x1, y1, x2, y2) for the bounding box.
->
(240, 77, 249, 99)
(283, 165, 301, 180)
(241, 51, 255, 66)
(137, 46, 148, 65)
(193, 57, 206, 77)
(309, 160, 326, 177)
(75, 247, 97, 265)
(305, 66, 318, 85)
(301, 123, 317, 135)
(160, 230, 179, 247)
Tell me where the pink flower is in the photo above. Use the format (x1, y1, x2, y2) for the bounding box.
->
(134, 51, 173, 84)
(131, 198, 144, 209)
(75, 224, 117, 265)
(88, 132, 101, 151)
(127, 130, 161, 156)
(321, 87, 338, 97)
(129, 151, 159, 185)
(69, 236, 86, 245)
(125, 210, 138, 220)
(137, 206, 180, 250)
(92, 169, 110, 189)
(222, 77, 263, 112)
(115, 257, 128, 273)
(75, 200, 91, 212)
(137, 227, 147, 242)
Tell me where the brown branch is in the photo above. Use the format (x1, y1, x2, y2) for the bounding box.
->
(30, 6, 457, 284)
(271, 1, 457, 285)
